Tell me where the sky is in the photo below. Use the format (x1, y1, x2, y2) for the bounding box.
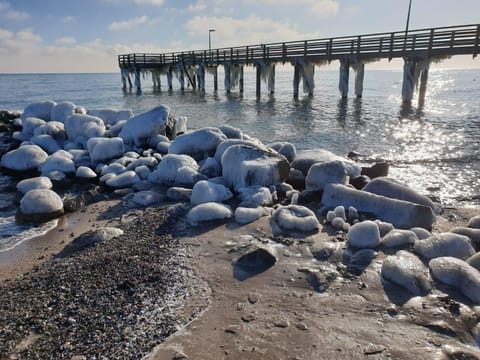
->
(0, 0, 479, 73)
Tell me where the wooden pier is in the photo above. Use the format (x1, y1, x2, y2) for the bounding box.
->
(118, 23, 479, 103)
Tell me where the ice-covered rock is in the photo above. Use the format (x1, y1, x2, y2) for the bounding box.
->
(219, 124, 243, 139)
(76, 166, 97, 179)
(57, 227, 124, 257)
(410, 227, 432, 240)
(291, 149, 361, 178)
(119, 105, 174, 147)
(149, 154, 205, 187)
(381, 250, 432, 296)
(125, 156, 159, 171)
(31, 134, 61, 154)
(468, 215, 480, 229)
(18, 189, 63, 222)
(134, 165, 151, 180)
(1, 144, 48, 171)
(363, 177, 436, 211)
(22, 117, 47, 139)
(130, 191, 164, 206)
(64, 114, 106, 144)
(21, 101, 56, 121)
(101, 162, 126, 176)
(109, 120, 127, 138)
(198, 157, 222, 178)
(234, 206, 268, 225)
(166, 187, 192, 201)
(271, 205, 319, 235)
(87, 109, 133, 126)
(305, 160, 347, 192)
(429, 257, 480, 304)
(321, 184, 435, 229)
(467, 253, 480, 271)
(168, 127, 227, 161)
(87, 137, 125, 163)
(50, 101, 76, 123)
(191, 180, 233, 205)
(214, 139, 266, 164)
(450, 227, 480, 249)
(40, 152, 76, 175)
(186, 202, 233, 226)
(348, 220, 381, 248)
(222, 145, 289, 191)
(414, 233, 475, 260)
(237, 186, 273, 208)
(16, 176, 53, 194)
(106, 171, 140, 188)
(269, 142, 296, 162)
(381, 229, 418, 248)
(33, 121, 66, 140)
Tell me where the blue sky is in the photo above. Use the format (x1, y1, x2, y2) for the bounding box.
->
(0, 0, 479, 73)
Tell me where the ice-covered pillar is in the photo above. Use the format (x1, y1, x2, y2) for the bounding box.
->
(353, 63, 365, 98)
(167, 66, 173, 91)
(256, 63, 261, 97)
(239, 66, 244, 93)
(224, 63, 232, 93)
(121, 69, 128, 89)
(293, 63, 302, 98)
(177, 63, 185, 91)
(402, 58, 416, 102)
(303, 62, 314, 96)
(198, 64, 206, 92)
(338, 59, 350, 98)
(134, 68, 141, 92)
(213, 66, 218, 92)
(267, 64, 275, 94)
(418, 59, 430, 108)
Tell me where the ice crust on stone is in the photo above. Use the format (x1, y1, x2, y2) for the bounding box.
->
(76, 166, 97, 179)
(51, 101, 76, 123)
(21, 101, 56, 121)
(191, 180, 233, 205)
(271, 205, 319, 234)
(381, 229, 418, 248)
(17, 177, 53, 194)
(291, 148, 361, 178)
(187, 202, 233, 226)
(149, 154, 201, 187)
(305, 160, 348, 192)
(1, 145, 48, 171)
(234, 206, 267, 225)
(65, 114, 106, 145)
(348, 220, 381, 248)
(168, 127, 227, 160)
(87, 109, 133, 126)
(87, 137, 125, 163)
(40, 152, 76, 175)
(20, 189, 63, 215)
(31, 134, 61, 154)
(414, 232, 475, 260)
(237, 186, 273, 208)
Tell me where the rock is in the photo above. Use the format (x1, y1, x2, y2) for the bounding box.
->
(237, 186, 273, 208)
(269, 141, 296, 162)
(381, 229, 418, 248)
(33, 121, 66, 141)
(305, 160, 348, 192)
(449, 227, 480, 250)
(467, 253, 480, 271)
(130, 191, 165, 207)
(166, 187, 192, 202)
(271, 205, 320, 235)
(1, 144, 48, 171)
(31, 134, 61, 154)
(40, 152, 76, 175)
(64, 114, 106, 144)
(345, 248, 377, 272)
(234, 206, 266, 225)
(106, 171, 140, 189)
(219, 124, 243, 139)
(57, 227, 124, 258)
(76, 166, 97, 179)
(198, 157, 222, 178)
(50, 101, 76, 123)
(87, 137, 125, 163)
(221, 144, 289, 191)
(186, 202, 233, 226)
(16, 176, 53, 194)
(467, 215, 480, 229)
(213, 138, 267, 164)
(190, 180, 233, 205)
(348, 221, 381, 248)
(21, 100, 56, 121)
(410, 227, 432, 240)
(168, 127, 227, 161)
(361, 162, 389, 179)
(349, 175, 370, 190)
(414, 233, 475, 260)
(273, 317, 290, 328)
(381, 250, 432, 296)
(17, 189, 64, 223)
(321, 183, 435, 229)
(310, 241, 339, 261)
(233, 243, 277, 280)
(87, 108, 133, 126)
(149, 154, 205, 187)
(291, 148, 361, 178)
(429, 257, 480, 304)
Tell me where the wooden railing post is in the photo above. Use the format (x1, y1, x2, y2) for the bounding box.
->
(356, 35, 361, 56)
(389, 32, 394, 60)
(474, 24, 480, 58)
(428, 29, 434, 55)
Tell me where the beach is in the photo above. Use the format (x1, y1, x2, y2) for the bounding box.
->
(1, 194, 479, 359)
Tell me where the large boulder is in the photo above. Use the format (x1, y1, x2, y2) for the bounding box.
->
(221, 145, 289, 191)
(87, 137, 125, 163)
(291, 149, 361, 178)
(348, 220, 381, 248)
(39, 152, 76, 175)
(305, 160, 348, 192)
(270, 205, 320, 235)
(21, 101, 56, 121)
(17, 189, 64, 223)
(16, 176, 53, 194)
(50, 101, 76, 123)
(190, 180, 233, 205)
(186, 202, 233, 226)
(149, 154, 205, 187)
(64, 114, 106, 144)
(168, 127, 227, 161)
(1, 144, 48, 171)
(413, 233, 475, 260)
(87, 109, 133, 126)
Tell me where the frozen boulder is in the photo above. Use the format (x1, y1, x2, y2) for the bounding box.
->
(149, 154, 205, 187)
(17, 176, 53, 194)
(199, 157, 222, 178)
(232, 243, 277, 280)
(186, 202, 233, 226)
(1, 145, 48, 171)
(57, 227, 124, 258)
(17, 189, 63, 223)
(414, 233, 475, 260)
(467, 253, 480, 271)
(21, 101, 56, 121)
(381, 229, 418, 248)
(50, 101, 76, 123)
(87, 109, 133, 126)
(450, 227, 480, 249)
(381, 250, 432, 296)
(76, 166, 97, 179)
(119, 105, 174, 147)
(219, 124, 243, 139)
(22, 117, 47, 139)
(269, 142, 296, 163)
(125, 156, 159, 171)
(429, 257, 480, 304)
(348, 220, 381, 248)
(87, 137, 125, 163)
(222, 145, 289, 191)
(105, 171, 140, 188)
(468, 215, 480, 229)
(271, 205, 320, 235)
(237, 186, 273, 208)
(130, 191, 164, 206)
(191, 180, 233, 205)
(234, 206, 268, 225)
(305, 160, 348, 192)
(321, 184, 435, 229)
(166, 187, 192, 201)
(214, 139, 267, 164)
(363, 177, 436, 211)
(168, 127, 227, 161)
(291, 149, 361, 178)
(40, 152, 76, 175)
(64, 114, 106, 144)
(33, 121, 66, 141)
(31, 134, 61, 154)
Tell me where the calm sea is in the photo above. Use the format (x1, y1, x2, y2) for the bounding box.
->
(0, 69, 479, 251)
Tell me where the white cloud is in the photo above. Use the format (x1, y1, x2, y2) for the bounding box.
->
(310, 0, 339, 17)
(109, 15, 149, 31)
(133, 0, 164, 5)
(53, 37, 77, 46)
(61, 16, 75, 23)
(0, 2, 30, 20)
(0, 28, 13, 40)
(187, 0, 207, 12)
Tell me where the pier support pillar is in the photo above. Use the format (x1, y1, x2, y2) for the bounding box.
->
(338, 59, 350, 98)
(417, 59, 430, 108)
(121, 69, 129, 89)
(402, 58, 416, 102)
(167, 66, 173, 91)
(178, 64, 185, 91)
(256, 63, 262, 97)
(134, 68, 141, 92)
(303, 62, 314, 96)
(239, 66, 244, 93)
(268, 64, 275, 94)
(224, 63, 232, 93)
(198, 64, 206, 92)
(293, 63, 302, 98)
(213, 66, 218, 92)
(353, 62, 365, 98)
(152, 70, 161, 89)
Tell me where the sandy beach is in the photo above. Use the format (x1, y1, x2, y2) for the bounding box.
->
(1, 196, 480, 359)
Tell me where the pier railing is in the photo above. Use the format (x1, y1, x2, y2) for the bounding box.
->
(118, 24, 480, 69)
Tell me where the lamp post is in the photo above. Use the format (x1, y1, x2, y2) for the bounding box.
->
(209, 29, 215, 60)
(404, 0, 412, 51)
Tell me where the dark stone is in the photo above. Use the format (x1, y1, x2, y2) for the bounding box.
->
(232, 243, 277, 281)
(350, 175, 370, 190)
(15, 208, 64, 224)
(361, 162, 389, 179)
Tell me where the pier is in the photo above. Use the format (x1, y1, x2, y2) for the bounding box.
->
(118, 24, 479, 103)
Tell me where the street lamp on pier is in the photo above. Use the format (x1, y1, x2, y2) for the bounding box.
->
(209, 29, 215, 60)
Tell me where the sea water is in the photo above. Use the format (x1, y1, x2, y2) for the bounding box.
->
(0, 68, 479, 251)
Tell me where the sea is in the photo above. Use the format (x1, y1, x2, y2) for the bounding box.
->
(0, 68, 479, 252)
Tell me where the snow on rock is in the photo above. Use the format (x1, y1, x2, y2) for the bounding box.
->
(467, 253, 480, 271)
(468, 215, 480, 229)
(40, 152, 76, 175)
(363, 177, 436, 211)
(235, 206, 268, 225)
(87, 109, 133, 126)
(1, 144, 48, 171)
(149, 154, 204, 187)
(129, 190, 164, 206)
(321, 184, 435, 229)
(16, 176, 53, 194)
(348, 220, 381, 248)
(413, 233, 475, 260)
(271, 205, 319, 235)
(168, 127, 227, 161)
(87, 137, 125, 163)
(21, 101, 56, 122)
(305, 160, 348, 192)
(50, 101, 76, 123)
(166, 187, 192, 201)
(214, 139, 266, 164)
(65, 114, 106, 144)
(134, 165, 151, 180)
(126, 156, 159, 171)
(186, 202, 233, 226)
(18, 189, 63, 222)
(222, 145, 289, 191)
(429, 257, 480, 304)
(237, 186, 273, 208)
(109, 120, 127, 138)
(106, 171, 140, 188)
(291, 149, 361, 178)
(33, 121, 66, 141)
(22, 117, 47, 140)
(450, 227, 480, 249)
(76, 166, 97, 179)
(199, 157, 222, 178)
(101, 163, 126, 175)
(191, 180, 233, 205)
(219, 125, 243, 139)
(381, 250, 432, 296)
(381, 229, 418, 248)
(269, 142, 296, 162)
(119, 105, 173, 147)
(31, 134, 61, 154)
